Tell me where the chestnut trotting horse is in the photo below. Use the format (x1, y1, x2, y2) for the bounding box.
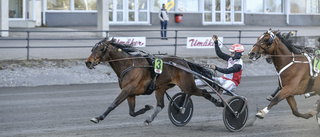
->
(248, 29, 320, 119)
(85, 38, 220, 125)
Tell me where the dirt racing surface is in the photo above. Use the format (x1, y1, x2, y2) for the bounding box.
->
(1, 77, 320, 137)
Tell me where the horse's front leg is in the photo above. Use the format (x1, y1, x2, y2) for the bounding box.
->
(90, 90, 129, 124)
(144, 90, 165, 125)
(286, 96, 314, 119)
(127, 96, 153, 117)
(256, 86, 292, 119)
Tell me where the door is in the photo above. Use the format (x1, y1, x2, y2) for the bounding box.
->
(128, 0, 149, 23)
(109, 0, 149, 24)
(204, 0, 243, 25)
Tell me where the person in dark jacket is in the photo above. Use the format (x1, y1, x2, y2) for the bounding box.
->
(196, 35, 244, 94)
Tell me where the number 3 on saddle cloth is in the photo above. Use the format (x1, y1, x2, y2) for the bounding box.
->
(154, 58, 163, 74)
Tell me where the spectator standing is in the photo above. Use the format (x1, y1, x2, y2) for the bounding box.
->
(159, 4, 169, 40)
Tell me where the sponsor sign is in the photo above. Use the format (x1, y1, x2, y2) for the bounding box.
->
(113, 37, 146, 47)
(186, 37, 223, 49)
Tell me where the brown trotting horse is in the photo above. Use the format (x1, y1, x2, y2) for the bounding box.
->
(85, 38, 220, 125)
(248, 29, 320, 119)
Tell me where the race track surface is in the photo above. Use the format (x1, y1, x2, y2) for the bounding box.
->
(1, 76, 319, 137)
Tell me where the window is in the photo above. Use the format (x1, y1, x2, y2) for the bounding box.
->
(47, 0, 70, 10)
(204, 0, 212, 11)
(47, 0, 97, 11)
(177, 0, 198, 12)
(74, 0, 96, 10)
(266, 0, 283, 13)
(154, 0, 175, 11)
(291, 0, 320, 14)
(246, 0, 283, 13)
(9, 0, 24, 18)
(246, 0, 263, 12)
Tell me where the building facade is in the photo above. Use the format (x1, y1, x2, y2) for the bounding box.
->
(6, 0, 320, 28)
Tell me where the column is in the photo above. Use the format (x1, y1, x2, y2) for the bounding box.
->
(0, 0, 9, 37)
(97, 0, 109, 37)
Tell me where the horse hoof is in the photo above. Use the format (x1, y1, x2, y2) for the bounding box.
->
(90, 117, 99, 124)
(145, 105, 154, 110)
(308, 110, 316, 116)
(255, 111, 265, 119)
(144, 120, 150, 126)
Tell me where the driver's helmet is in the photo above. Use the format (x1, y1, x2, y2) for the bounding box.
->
(230, 44, 244, 53)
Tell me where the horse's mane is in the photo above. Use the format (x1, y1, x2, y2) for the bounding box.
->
(108, 39, 138, 53)
(275, 31, 300, 54)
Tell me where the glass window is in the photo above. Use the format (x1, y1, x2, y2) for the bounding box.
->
(117, 0, 123, 9)
(235, 13, 241, 21)
(177, 0, 199, 12)
(204, 0, 212, 11)
(139, 12, 147, 21)
(153, 0, 175, 11)
(129, 12, 134, 21)
(74, 0, 96, 10)
(234, 0, 241, 11)
(266, 0, 282, 13)
(225, 0, 230, 11)
(307, 0, 319, 13)
(204, 13, 212, 21)
(291, 0, 306, 13)
(109, 11, 113, 21)
(319, 0, 320, 13)
(117, 11, 123, 21)
(246, 0, 263, 12)
(216, 13, 221, 21)
(216, 0, 221, 11)
(138, 0, 147, 10)
(108, 0, 113, 21)
(9, 0, 23, 18)
(128, 0, 134, 10)
(47, 0, 70, 10)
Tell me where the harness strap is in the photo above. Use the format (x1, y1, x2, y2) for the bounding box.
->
(276, 53, 310, 88)
(119, 66, 153, 82)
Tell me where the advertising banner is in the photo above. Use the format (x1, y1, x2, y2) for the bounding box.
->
(186, 37, 223, 49)
(113, 37, 146, 47)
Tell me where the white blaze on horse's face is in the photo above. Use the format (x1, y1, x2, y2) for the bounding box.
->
(258, 34, 264, 41)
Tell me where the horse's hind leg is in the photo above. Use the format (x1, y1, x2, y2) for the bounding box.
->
(127, 96, 153, 117)
(286, 96, 314, 119)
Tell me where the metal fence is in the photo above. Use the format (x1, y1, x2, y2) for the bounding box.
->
(0, 29, 297, 60)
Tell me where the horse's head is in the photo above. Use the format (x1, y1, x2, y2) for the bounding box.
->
(248, 29, 279, 61)
(85, 38, 113, 69)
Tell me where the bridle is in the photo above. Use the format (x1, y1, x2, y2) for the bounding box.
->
(91, 40, 110, 64)
(252, 30, 276, 56)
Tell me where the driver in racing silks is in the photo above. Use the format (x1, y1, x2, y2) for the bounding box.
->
(195, 35, 244, 94)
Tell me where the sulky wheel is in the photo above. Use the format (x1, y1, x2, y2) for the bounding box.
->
(223, 96, 248, 132)
(168, 92, 193, 127)
(316, 99, 320, 128)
